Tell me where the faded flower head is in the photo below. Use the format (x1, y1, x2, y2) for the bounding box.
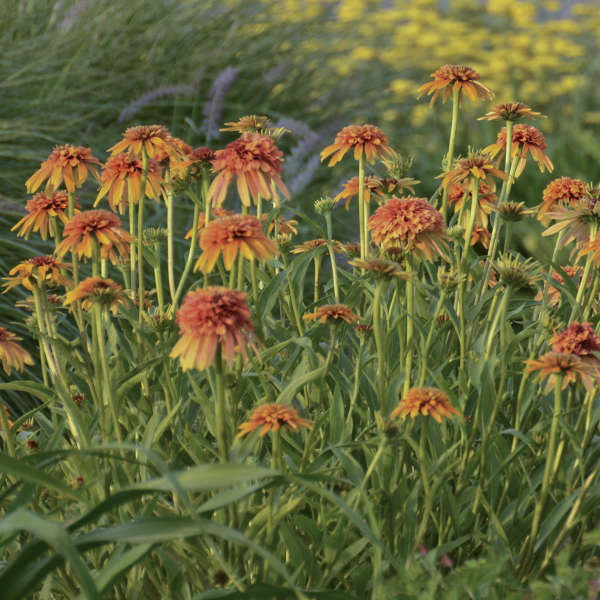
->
(0, 327, 34, 375)
(194, 214, 278, 273)
(551, 322, 600, 359)
(3, 256, 70, 292)
(320, 124, 394, 167)
(349, 258, 413, 281)
(12, 191, 79, 240)
(391, 387, 460, 423)
(25, 145, 102, 194)
(417, 65, 493, 106)
(441, 152, 505, 190)
(237, 403, 311, 438)
(64, 277, 129, 315)
(221, 115, 271, 134)
(303, 304, 359, 325)
(479, 102, 544, 122)
(525, 352, 598, 394)
(170, 287, 257, 371)
(368, 196, 447, 261)
(208, 133, 289, 208)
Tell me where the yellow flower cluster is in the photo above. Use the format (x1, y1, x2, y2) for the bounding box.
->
(252, 0, 599, 129)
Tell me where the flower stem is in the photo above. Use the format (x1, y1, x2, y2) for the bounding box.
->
(358, 154, 366, 261)
(128, 191, 137, 294)
(165, 180, 176, 302)
(214, 346, 228, 462)
(403, 262, 415, 396)
(313, 255, 322, 304)
(440, 87, 460, 221)
(153, 242, 165, 314)
(414, 419, 432, 548)
(137, 148, 149, 323)
(325, 212, 340, 302)
(570, 222, 598, 321)
(173, 200, 200, 310)
(372, 280, 386, 415)
(419, 291, 446, 386)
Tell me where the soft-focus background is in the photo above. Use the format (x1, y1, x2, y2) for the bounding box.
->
(1, 0, 599, 253)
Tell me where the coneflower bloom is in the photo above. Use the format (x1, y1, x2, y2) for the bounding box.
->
(320, 124, 394, 167)
(478, 102, 544, 122)
(208, 133, 289, 208)
(0, 327, 34, 375)
(12, 191, 79, 240)
(334, 175, 387, 209)
(170, 287, 257, 371)
(469, 224, 491, 249)
(349, 258, 413, 281)
(291, 239, 343, 254)
(56, 210, 132, 262)
(184, 208, 234, 240)
(551, 322, 600, 362)
(64, 277, 129, 315)
(221, 115, 271, 134)
(368, 196, 447, 261)
(525, 352, 598, 393)
(484, 124, 553, 177)
(262, 214, 299, 237)
(95, 153, 164, 213)
(417, 65, 493, 106)
(237, 403, 311, 437)
(108, 125, 181, 159)
(25, 145, 102, 194)
(3, 256, 70, 292)
(391, 387, 460, 423)
(539, 177, 588, 223)
(170, 146, 216, 180)
(440, 152, 505, 190)
(194, 214, 278, 273)
(448, 181, 497, 227)
(303, 304, 359, 324)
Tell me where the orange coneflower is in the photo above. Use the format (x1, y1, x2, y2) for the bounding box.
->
(391, 387, 460, 423)
(194, 214, 278, 273)
(484, 124, 553, 177)
(525, 352, 598, 393)
(64, 277, 129, 315)
(0, 327, 33, 375)
(303, 304, 359, 324)
(551, 322, 600, 360)
(448, 181, 498, 228)
(417, 65, 493, 106)
(208, 133, 289, 208)
(539, 177, 588, 224)
(108, 125, 181, 159)
(237, 403, 311, 438)
(221, 115, 271, 134)
(441, 152, 506, 190)
(291, 239, 344, 254)
(170, 287, 258, 371)
(261, 214, 298, 238)
(349, 258, 413, 281)
(469, 224, 491, 249)
(95, 153, 164, 213)
(170, 146, 216, 180)
(3, 256, 70, 292)
(321, 124, 394, 167)
(334, 175, 387, 209)
(184, 208, 235, 240)
(12, 191, 79, 240)
(368, 196, 447, 261)
(478, 102, 544, 122)
(56, 210, 132, 262)
(25, 145, 102, 194)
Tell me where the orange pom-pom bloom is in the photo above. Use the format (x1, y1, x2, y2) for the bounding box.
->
(484, 124, 553, 178)
(108, 125, 181, 160)
(303, 304, 359, 324)
(194, 214, 278, 273)
(539, 177, 587, 224)
(0, 327, 34, 375)
(391, 387, 460, 423)
(64, 277, 129, 315)
(3, 256, 70, 292)
(320, 124, 394, 167)
(95, 153, 164, 213)
(368, 196, 447, 261)
(171, 287, 257, 371)
(417, 64, 493, 106)
(448, 181, 497, 228)
(56, 210, 132, 262)
(208, 133, 289, 208)
(25, 145, 102, 194)
(440, 153, 506, 189)
(12, 191, 79, 240)
(237, 403, 312, 438)
(551, 322, 600, 360)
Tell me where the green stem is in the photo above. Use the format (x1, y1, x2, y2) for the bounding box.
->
(403, 264, 415, 396)
(325, 212, 340, 302)
(414, 420, 432, 548)
(373, 280, 386, 415)
(313, 255, 322, 304)
(166, 182, 176, 302)
(137, 148, 149, 323)
(440, 87, 460, 220)
(419, 291, 446, 386)
(153, 242, 165, 314)
(173, 201, 200, 310)
(570, 222, 598, 321)
(214, 347, 228, 462)
(128, 191, 137, 294)
(358, 154, 366, 262)
(0, 400, 16, 457)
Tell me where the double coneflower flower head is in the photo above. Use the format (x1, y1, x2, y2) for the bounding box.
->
(321, 124, 395, 167)
(418, 65, 493, 106)
(12, 191, 79, 240)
